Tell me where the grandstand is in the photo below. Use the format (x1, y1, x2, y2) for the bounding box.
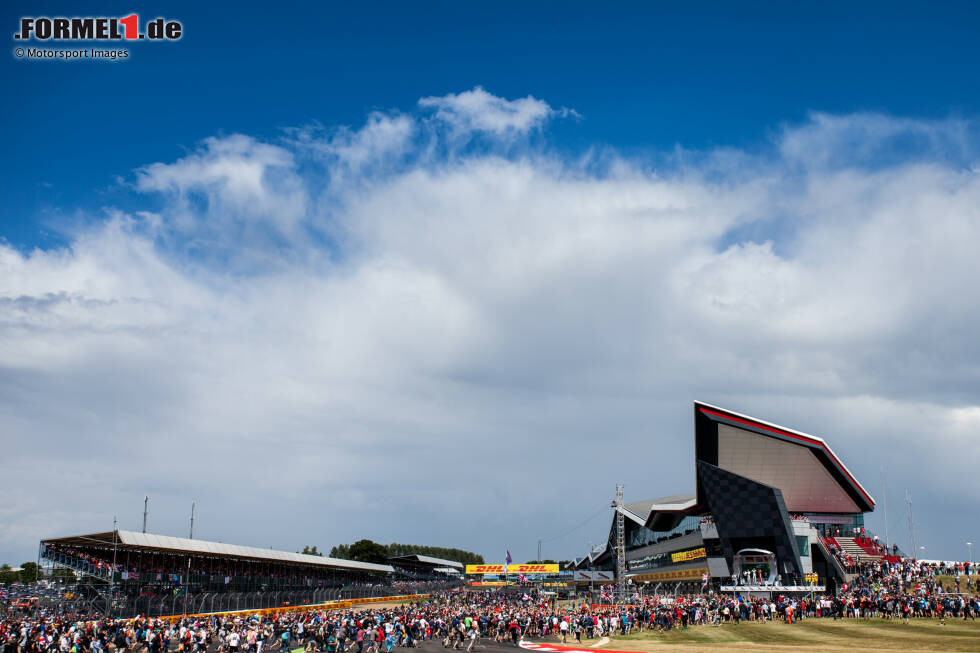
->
(573, 401, 882, 595)
(38, 530, 461, 617)
(41, 530, 393, 589)
(388, 554, 463, 577)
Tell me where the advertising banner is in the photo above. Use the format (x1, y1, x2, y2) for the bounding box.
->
(670, 547, 707, 563)
(465, 564, 559, 574)
(630, 567, 708, 582)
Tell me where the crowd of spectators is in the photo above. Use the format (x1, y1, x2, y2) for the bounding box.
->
(4, 575, 979, 653)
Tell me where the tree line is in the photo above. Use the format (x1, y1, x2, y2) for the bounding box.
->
(1, 563, 76, 584)
(296, 540, 485, 566)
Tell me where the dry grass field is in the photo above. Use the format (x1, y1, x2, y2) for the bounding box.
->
(558, 618, 980, 653)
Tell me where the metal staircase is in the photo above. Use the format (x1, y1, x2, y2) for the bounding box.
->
(42, 549, 112, 582)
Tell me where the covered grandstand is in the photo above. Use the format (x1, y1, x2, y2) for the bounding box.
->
(387, 554, 463, 576)
(573, 401, 878, 595)
(38, 530, 459, 617)
(42, 530, 393, 588)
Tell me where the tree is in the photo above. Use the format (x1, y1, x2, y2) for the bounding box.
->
(299, 545, 323, 556)
(19, 562, 38, 584)
(384, 543, 484, 565)
(329, 541, 484, 565)
(52, 567, 77, 583)
(0, 564, 17, 585)
(348, 539, 389, 564)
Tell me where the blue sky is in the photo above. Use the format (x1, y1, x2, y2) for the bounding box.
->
(2, 2, 980, 565)
(4, 1, 979, 248)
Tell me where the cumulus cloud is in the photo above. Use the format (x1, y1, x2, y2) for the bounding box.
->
(135, 135, 309, 259)
(290, 112, 416, 173)
(418, 86, 559, 136)
(1, 88, 978, 564)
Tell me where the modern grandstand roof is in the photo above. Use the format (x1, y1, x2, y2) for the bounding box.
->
(387, 554, 464, 569)
(571, 542, 611, 569)
(635, 402, 874, 533)
(619, 495, 696, 525)
(694, 401, 875, 513)
(42, 530, 394, 573)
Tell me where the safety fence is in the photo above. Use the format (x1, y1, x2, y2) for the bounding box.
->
(34, 582, 461, 619)
(157, 593, 430, 621)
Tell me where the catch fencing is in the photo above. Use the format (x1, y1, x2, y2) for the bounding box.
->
(35, 581, 462, 619)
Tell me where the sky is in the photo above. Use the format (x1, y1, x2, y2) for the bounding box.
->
(1, 1, 979, 566)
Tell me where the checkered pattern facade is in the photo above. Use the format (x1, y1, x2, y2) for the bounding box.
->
(696, 460, 804, 580)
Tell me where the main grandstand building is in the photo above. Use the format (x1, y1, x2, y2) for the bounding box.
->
(40, 530, 395, 591)
(573, 402, 875, 592)
(38, 531, 464, 616)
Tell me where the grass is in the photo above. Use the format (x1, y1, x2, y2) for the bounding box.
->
(557, 618, 980, 653)
(936, 574, 980, 592)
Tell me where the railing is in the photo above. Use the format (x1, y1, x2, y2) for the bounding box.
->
(37, 580, 464, 619)
(42, 549, 112, 581)
(814, 535, 848, 581)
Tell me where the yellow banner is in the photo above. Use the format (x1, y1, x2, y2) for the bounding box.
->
(670, 547, 706, 563)
(158, 594, 428, 622)
(469, 581, 507, 586)
(465, 564, 559, 574)
(630, 567, 708, 583)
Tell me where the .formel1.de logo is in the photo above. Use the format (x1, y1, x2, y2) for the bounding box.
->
(15, 15, 183, 41)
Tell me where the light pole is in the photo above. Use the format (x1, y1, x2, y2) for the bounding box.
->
(587, 540, 594, 600)
(110, 517, 118, 617)
(968, 542, 973, 566)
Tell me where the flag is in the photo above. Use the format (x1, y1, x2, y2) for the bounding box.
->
(701, 572, 709, 590)
(519, 573, 527, 584)
(505, 550, 512, 573)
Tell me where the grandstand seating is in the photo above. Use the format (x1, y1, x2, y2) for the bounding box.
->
(835, 536, 883, 562)
(45, 547, 112, 580)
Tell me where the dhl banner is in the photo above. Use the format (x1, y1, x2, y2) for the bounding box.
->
(630, 567, 708, 583)
(465, 564, 559, 574)
(470, 581, 508, 586)
(670, 547, 706, 563)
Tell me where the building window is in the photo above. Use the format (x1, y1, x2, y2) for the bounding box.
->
(797, 536, 809, 557)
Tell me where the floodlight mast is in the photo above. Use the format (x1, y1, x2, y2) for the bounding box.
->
(614, 484, 626, 596)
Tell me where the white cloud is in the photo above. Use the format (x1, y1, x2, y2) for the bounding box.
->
(1, 89, 979, 564)
(290, 112, 416, 173)
(136, 134, 309, 242)
(418, 86, 557, 136)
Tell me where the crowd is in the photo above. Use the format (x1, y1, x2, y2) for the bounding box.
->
(3, 574, 979, 653)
